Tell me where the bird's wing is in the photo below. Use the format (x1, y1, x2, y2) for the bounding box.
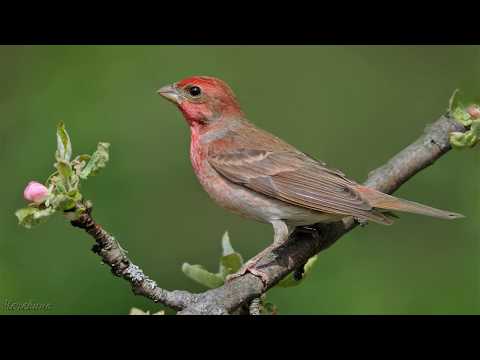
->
(208, 148, 391, 223)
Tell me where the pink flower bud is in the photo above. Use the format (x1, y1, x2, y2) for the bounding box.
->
(23, 181, 49, 204)
(467, 105, 480, 119)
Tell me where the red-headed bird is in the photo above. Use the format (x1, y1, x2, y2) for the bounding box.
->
(158, 76, 463, 282)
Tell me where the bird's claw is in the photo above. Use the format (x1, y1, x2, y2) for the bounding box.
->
(226, 264, 270, 288)
(247, 267, 270, 287)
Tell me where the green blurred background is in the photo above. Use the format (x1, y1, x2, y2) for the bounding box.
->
(0, 45, 478, 314)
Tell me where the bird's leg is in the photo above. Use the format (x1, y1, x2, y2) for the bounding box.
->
(226, 220, 293, 286)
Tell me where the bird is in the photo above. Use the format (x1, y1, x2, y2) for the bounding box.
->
(157, 75, 464, 283)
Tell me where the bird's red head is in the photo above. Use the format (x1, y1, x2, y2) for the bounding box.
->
(158, 76, 243, 126)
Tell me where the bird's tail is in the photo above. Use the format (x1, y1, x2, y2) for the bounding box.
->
(355, 185, 464, 220)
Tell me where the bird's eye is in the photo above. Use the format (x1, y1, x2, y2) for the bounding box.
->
(188, 86, 202, 97)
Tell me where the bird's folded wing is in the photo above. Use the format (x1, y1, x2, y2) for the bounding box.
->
(208, 149, 385, 220)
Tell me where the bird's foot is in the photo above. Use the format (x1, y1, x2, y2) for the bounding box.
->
(226, 260, 270, 287)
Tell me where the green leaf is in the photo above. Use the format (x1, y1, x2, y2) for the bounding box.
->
(450, 132, 467, 149)
(471, 120, 480, 137)
(452, 107, 472, 127)
(450, 130, 478, 149)
(57, 196, 76, 211)
(34, 207, 56, 220)
(15, 208, 37, 228)
(79, 142, 110, 179)
(75, 154, 92, 162)
(56, 122, 72, 162)
(219, 231, 243, 278)
(55, 160, 73, 185)
(220, 253, 243, 278)
(447, 89, 460, 113)
(48, 193, 77, 211)
(72, 154, 91, 175)
(181, 263, 224, 289)
(47, 172, 68, 193)
(464, 131, 478, 147)
(15, 207, 55, 229)
(53, 175, 67, 193)
(277, 255, 319, 288)
(67, 189, 82, 202)
(221, 231, 235, 255)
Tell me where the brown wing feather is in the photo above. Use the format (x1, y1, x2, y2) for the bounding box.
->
(208, 148, 392, 224)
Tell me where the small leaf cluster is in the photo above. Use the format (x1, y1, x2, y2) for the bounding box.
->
(182, 232, 244, 289)
(182, 231, 319, 314)
(448, 90, 480, 149)
(15, 122, 110, 228)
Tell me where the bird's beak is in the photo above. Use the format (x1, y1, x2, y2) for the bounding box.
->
(157, 84, 181, 104)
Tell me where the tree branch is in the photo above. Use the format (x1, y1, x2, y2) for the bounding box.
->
(70, 208, 199, 311)
(71, 114, 465, 315)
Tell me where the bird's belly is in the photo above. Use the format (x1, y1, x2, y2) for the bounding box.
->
(193, 159, 340, 225)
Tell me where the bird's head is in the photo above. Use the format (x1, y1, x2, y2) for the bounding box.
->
(158, 76, 243, 126)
